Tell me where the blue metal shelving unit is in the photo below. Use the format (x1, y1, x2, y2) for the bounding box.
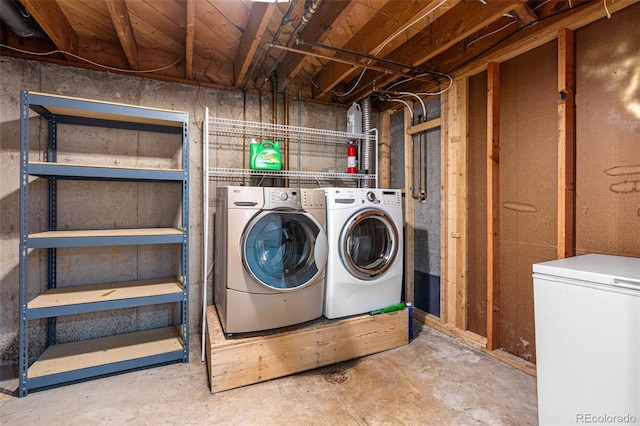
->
(18, 91, 189, 397)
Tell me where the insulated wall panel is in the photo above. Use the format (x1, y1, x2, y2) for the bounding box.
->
(467, 71, 488, 337)
(498, 42, 558, 363)
(575, 3, 640, 258)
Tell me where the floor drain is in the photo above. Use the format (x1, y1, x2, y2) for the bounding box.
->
(324, 367, 351, 384)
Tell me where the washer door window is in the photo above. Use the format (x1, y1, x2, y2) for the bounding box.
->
(341, 209, 399, 280)
(243, 211, 327, 290)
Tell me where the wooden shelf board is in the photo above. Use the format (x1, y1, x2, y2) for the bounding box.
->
(28, 327, 183, 379)
(28, 91, 185, 127)
(29, 228, 183, 239)
(28, 278, 183, 309)
(29, 161, 182, 173)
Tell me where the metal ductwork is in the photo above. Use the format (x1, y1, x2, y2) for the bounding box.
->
(361, 96, 373, 188)
(0, 0, 46, 38)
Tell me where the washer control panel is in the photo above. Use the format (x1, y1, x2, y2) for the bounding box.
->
(264, 188, 301, 209)
(301, 188, 326, 209)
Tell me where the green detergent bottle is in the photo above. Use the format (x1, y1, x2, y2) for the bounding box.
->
(250, 139, 282, 170)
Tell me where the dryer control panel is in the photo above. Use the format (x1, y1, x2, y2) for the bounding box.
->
(377, 189, 402, 207)
(264, 188, 301, 210)
(360, 189, 402, 207)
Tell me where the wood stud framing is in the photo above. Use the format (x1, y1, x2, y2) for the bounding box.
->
(379, 110, 393, 189)
(404, 108, 415, 306)
(411, 32, 579, 372)
(557, 29, 576, 259)
(486, 62, 501, 351)
(392, 3, 631, 375)
(439, 78, 468, 328)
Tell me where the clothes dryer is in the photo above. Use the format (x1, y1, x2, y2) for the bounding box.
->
(214, 186, 328, 333)
(323, 188, 404, 319)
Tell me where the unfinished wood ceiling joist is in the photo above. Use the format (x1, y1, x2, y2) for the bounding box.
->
(3, 0, 634, 107)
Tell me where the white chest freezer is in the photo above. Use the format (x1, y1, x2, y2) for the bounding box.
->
(533, 254, 640, 426)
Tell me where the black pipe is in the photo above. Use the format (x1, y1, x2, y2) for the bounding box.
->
(0, 0, 46, 38)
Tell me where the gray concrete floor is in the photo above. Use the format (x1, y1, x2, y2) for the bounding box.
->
(0, 325, 538, 425)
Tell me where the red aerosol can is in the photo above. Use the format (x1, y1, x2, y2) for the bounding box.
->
(347, 141, 357, 174)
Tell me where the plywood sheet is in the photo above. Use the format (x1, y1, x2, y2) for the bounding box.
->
(28, 277, 182, 309)
(467, 71, 488, 337)
(498, 41, 558, 363)
(575, 3, 640, 258)
(29, 228, 183, 239)
(28, 327, 182, 378)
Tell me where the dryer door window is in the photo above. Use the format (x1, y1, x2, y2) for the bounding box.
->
(341, 209, 399, 280)
(243, 211, 326, 291)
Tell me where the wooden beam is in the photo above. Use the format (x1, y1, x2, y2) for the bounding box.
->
(406, 117, 442, 136)
(419, 310, 488, 350)
(557, 28, 576, 259)
(379, 110, 393, 189)
(234, 2, 276, 88)
(440, 79, 467, 327)
(185, 0, 196, 79)
(312, 0, 455, 99)
(417, 309, 536, 376)
(341, 0, 522, 103)
(404, 107, 415, 305)
(277, 0, 357, 91)
(443, 78, 468, 329)
(455, 0, 639, 79)
(206, 305, 408, 393)
(440, 87, 450, 324)
(105, 0, 139, 70)
(511, 4, 538, 27)
(486, 62, 500, 351)
(19, 0, 78, 61)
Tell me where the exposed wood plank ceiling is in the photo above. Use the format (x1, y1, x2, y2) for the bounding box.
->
(0, 0, 633, 109)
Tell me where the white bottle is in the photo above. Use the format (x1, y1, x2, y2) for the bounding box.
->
(346, 102, 362, 134)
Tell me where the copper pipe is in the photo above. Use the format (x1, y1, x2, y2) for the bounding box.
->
(283, 89, 290, 187)
(412, 130, 427, 201)
(271, 76, 277, 125)
(242, 88, 247, 173)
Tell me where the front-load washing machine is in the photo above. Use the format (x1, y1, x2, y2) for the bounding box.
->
(214, 186, 328, 333)
(323, 188, 404, 319)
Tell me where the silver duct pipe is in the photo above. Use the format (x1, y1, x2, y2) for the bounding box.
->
(0, 0, 46, 38)
(361, 96, 373, 188)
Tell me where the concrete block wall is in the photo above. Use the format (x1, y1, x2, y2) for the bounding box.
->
(389, 100, 442, 316)
(0, 56, 358, 365)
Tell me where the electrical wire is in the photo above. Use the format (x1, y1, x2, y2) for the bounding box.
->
(450, 0, 592, 78)
(330, 68, 369, 97)
(416, 73, 453, 96)
(374, 0, 448, 58)
(467, 20, 517, 49)
(378, 91, 426, 121)
(248, 0, 299, 88)
(0, 43, 182, 73)
(397, 91, 426, 120)
(380, 95, 414, 120)
(532, 0, 552, 11)
(330, 0, 448, 98)
(604, 0, 612, 18)
(383, 69, 453, 96)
